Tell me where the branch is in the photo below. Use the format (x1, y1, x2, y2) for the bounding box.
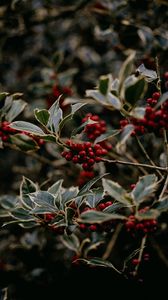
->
(159, 173, 168, 200)
(124, 152, 148, 175)
(135, 136, 163, 178)
(133, 234, 147, 277)
(102, 158, 167, 172)
(102, 224, 123, 260)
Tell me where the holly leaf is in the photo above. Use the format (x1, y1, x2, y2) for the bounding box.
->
(6, 99, 27, 122)
(79, 210, 126, 224)
(34, 109, 50, 127)
(131, 174, 158, 205)
(10, 121, 45, 136)
(102, 178, 130, 205)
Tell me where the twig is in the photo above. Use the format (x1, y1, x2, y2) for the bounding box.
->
(102, 158, 167, 172)
(108, 150, 148, 175)
(124, 152, 148, 175)
(135, 136, 163, 177)
(102, 223, 123, 260)
(133, 234, 147, 276)
(159, 173, 168, 200)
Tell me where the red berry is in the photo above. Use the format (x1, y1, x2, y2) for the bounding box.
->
(152, 92, 160, 100)
(87, 158, 95, 165)
(130, 184, 136, 190)
(89, 224, 97, 231)
(104, 201, 113, 207)
(98, 203, 106, 210)
(79, 224, 87, 231)
(132, 259, 140, 266)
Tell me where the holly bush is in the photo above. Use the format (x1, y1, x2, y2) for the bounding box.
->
(0, 0, 168, 298)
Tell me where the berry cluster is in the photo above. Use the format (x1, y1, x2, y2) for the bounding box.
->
(125, 208, 157, 235)
(77, 170, 95, 186)
(79, 199, 113, 232)
(61, 141, 108, 171)
(120, 92, 168, 136)
(39, 213, 65, 234)
(82, 113, 107, 140)
(0, 121, 17, 141)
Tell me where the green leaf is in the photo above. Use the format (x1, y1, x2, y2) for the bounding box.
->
(79, 210, 126, 223)
(10, 207, 35, 221)
(31, 206, 57, 214)
(29, 191, 57, 209)
(59, 103, 86, 133)
(86, 90, 107, 104)
(131, 174, 158, 205)
(124, 77, 147, 106)
(102, 178, 130, 205)
(103, 202, 124, 213)
(10, 134, 39, 152)
(136, 64, 157, 82)
(155, 91, 168, 109)
(155, 196, 168, 211)
(48, 179, 63, 195)
(71, 102, 86, 114)
(19, 221, 39, 228)
(116, 124, 134, 153)
(119, 51, 136, 91)
(48, 97, 63, 132)
(6, 100, 27, 122)
(41, 135, 56, 142)
(0, 195, 18, 210)
(0, 209, 10, 217)
(60, 233, 80, 253)
(65, 207, 76, 225)
(94, 129, 121, 144)
(62, 187, 79, 207)
(3, 96, 13, 113)
(20, 177, 38, 209)
(10, 121, 45, 136)
(86, 188, 104, 208)
(78, 257, 121, 273)
(98, 74, 112, 96)
(78, 173, 108, 197)
(129, 107, 146, 119)
(34, 109, 50, 126)
(107, 93, 121, 109)
(111, 79, 119, 95)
